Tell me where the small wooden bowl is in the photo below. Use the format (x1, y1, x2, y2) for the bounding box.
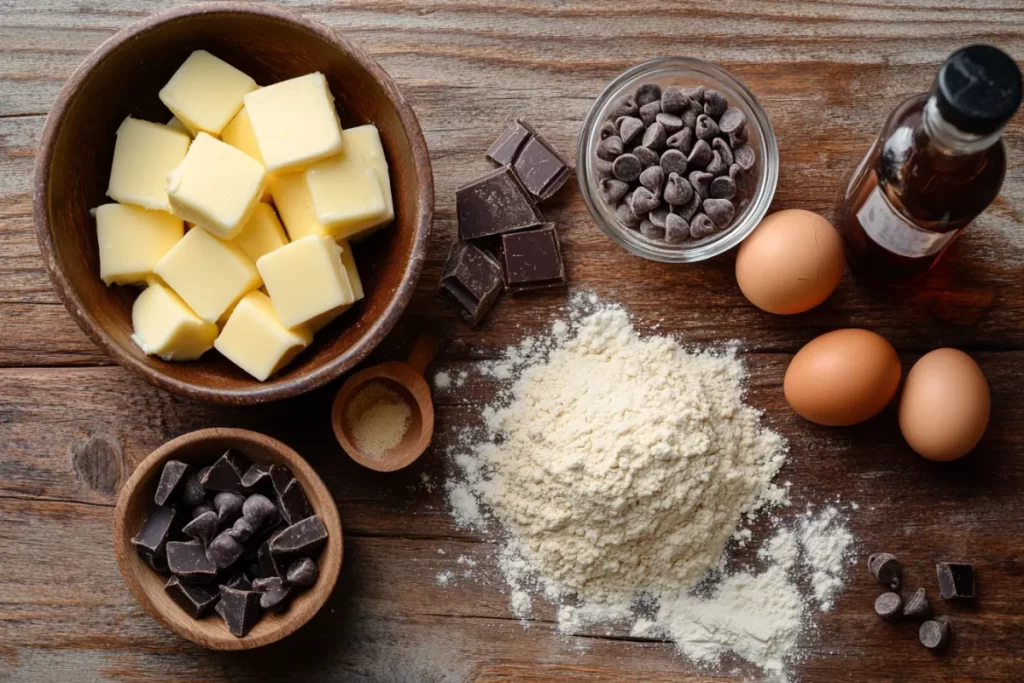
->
(34, 2, 433, 404)
(113, 428, 343, 650)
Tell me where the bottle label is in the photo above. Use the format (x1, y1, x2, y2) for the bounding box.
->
(857, 186, 955, 258)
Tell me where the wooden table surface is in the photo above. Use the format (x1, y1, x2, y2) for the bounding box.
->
(2, 1, 1024, 681)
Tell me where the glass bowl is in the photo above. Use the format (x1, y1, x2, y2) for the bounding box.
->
(577, 57, 778, 263)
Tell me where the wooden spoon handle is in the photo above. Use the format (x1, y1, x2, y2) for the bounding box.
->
(406, 334, 442, 376)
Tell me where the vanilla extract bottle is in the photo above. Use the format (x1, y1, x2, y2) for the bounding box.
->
(837, 45, 1022, 284)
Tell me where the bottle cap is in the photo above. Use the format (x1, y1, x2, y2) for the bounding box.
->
(934, 44, 1022, 135)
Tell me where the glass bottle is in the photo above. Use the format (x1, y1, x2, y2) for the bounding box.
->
(837, 45, 1022, 285)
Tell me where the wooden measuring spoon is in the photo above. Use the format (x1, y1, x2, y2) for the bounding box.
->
(331, 335, 441, 472)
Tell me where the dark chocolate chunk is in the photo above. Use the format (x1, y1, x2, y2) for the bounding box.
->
(687, 139, 712, 169)
(286, 558, 319, 587)
(609, 95, 638, 119)
(270, 516, 328, 557)
(681, 85, 705, 104)
(182, 510, 219, 547)
(600, 178, 629, 206)
(734, 144, 756, 172)
(615, 200, 641, 230)
(919, 619, 950, 650)
(278, 478, 313, 526)
(666, 128, 694, 155)
(268, 465, 292, 498)
(690, 213, 718, 239)
(677, 190, 703, 222)
(631, 146, 659, 170)
(596, 135, 623, 161)
(154, 460, 190, 506)
(512, 124, 571, 201)
(660, 149, 687, 176)
(641, 122, 667, 151)
(228, 517, 255, 544)
(695, 114, 720, 141)
(167, 540, 217, 583)
(869, 553, 903, 590)
(501, 224, 566, 292)
(688, 170, 713, 198)
(612, 154, 642, 182)
(618, 117, 644, 147)
(131, 505, 178, 567)
(200, 451, 248, 493)
(703, 89, 728, 118)
(718, 107, 747, 135)
(661, 86, 688, 114)
(638, 101, 661, 128)
(243, 494, 280, 531)
(253, 577, 293, 612)
(141, 551, 169, 572)
(664, 213, 690, 243)
(207, 531, 245, 569)
(192, 503, 215, 519)
(165, 575, 219, 619)
(710, 176, 737, 200)
(241, 463, 273, 491)
(936, 562, 975, 600)
(655, 113, 683, 135)
(639, 166, 665, 196)
(180, 473, 206, 507)
(224, 572, 253, 592)
(217, 586, 263, 637)
(711, 137, 734, 166)
(486, 120, 532, 166)
(439, 240, 505, 327)
(630, 187, 660, 216)
(213, 491, 245, 525)
(639, 219, 665, 240)
(703, 198, 736, 228)
(257, 540, 285, 579)
(903, 587, 933, 620)
(874, 592, 902, 622)
(663, 173, 693, 206)
(457, 166, 543, 240)
(634, 83, 662, 107)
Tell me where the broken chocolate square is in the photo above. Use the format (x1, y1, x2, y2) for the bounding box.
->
(131, 505, 178, 570)
(154, 460, 190, 507)
(165, 576, 219, 619)
(268, 464, 293, 498)
(456, 166, 543, 241)
(439, 240, 504, 326)
(224, 572, 253, 592)
(166, 540, 217, 583)
(486, 120, 532, 166)
(277, 479, 312, 526)
(937, 562, 976, 600)
(269, 516, 328, 557)
(217, 586, 263, 637)
(488, 118, 572, 201)
(501, 224, 566, 291)
(200, 451, 249, 493)
(257, 540, 285, 579)
(241, 463, 273, 492)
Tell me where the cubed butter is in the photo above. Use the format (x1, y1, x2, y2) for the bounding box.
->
(159, 50, 257, 136)
(166, 132, 266, 240)
(233, 203, 288, 262)
(95, 203, 184, 285)
(343, 124, 395, 229)
(154, 226, 261, 323)
(166, 117, 193, 136)
(131, 282, 218, 361)
(243, 73, 343, 173)
(337, 240, 365, 301)
(268, 172, 330, 241)
(305, 152, 386, 240)
(256, 235, 355, 329)
(221, 106, 272, 202)
(107, 117, 190, 212)
(214, 290, 312, 381)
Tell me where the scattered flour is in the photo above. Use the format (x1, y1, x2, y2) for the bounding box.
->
(436, 571, 454, 586)
(434, 371, 452, 389)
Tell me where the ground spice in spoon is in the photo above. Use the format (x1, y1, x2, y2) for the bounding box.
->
(346, 382, 412, 459)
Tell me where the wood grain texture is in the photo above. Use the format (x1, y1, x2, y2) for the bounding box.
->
(2, 0, 1024, 681)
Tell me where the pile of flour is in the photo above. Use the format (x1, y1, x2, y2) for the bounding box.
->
(443, 296, 854, 680)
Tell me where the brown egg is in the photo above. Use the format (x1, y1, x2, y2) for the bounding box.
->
(784, 329, 901, 426)
(735, 209, 845, 315)
(899, 348, 990, 461)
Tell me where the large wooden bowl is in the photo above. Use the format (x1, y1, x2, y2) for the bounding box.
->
(34, 2, 433, 404)
(113, 428, 343, 650)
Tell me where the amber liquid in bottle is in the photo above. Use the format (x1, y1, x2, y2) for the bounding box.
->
(837, 94, 1006, 285)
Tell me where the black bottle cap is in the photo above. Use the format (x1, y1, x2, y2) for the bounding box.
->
(934, 44, 1022, 135)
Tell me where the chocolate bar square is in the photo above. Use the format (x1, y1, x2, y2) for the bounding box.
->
(456, 166, 544, 241)
(487, 118, 571, 201)
(439, 240, 505, 326)
(501, 224, 566, 292)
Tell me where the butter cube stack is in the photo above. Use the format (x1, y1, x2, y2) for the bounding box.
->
(94, 49, 392, 381)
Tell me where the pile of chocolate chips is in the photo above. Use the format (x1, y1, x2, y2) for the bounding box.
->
(131, 452, 328, 637)
(438, 119, 571, 326)
(594, 83, 756, 243)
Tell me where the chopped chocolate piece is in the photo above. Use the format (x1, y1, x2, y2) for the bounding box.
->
(903, 588, 933, 620)
(639, 166, 665, 197)
(666, 128, 694, 155)
(457, 166, 543, 241)
(241, 463, 273, 491)
(710, 176, 737, 200)
(703, 89, 728, 118)
(243, 494, 280, 531)
(224, 572, 253, 592)
(600, 178, 629, 206)
(874, 592, 903, 622)
(718, 107, 747, 135)
(192, 503, 215, 519)
(599, 120, 618, 140)
(660, 149, 687, 176)
(501, 224, 566, 292)
(270, 516, 328, 557)
(278, 479, 313, 525)
(268, 465, 292, 498)
(217, 586, 263, 637)
(182, 511, 219, 547)
(687, 139, 712, 169)
(439, 240, 505, 327)
(167, 540, 217, 583)
(596, 136, 623, 161)
(665, 214, 690, 243)
(511, 122, 571, 201)
(257, 540, 285, 579)
(919, 619, 950, 650)
(141, 551, 169, 572)
(635, 83, 662, 107)
(213, 491, 245, 525)
(695, 114, 720, 141)
(655, 113, 684, 135)
(639, 219, 665, 240)
(253, 577, 293, 612)
(638, 101, 661, 128)
(631, 146, 659, 170)
(180, 473, 206, 507)
(641, 122, 667, 151)
(734, 144, 756, 172)
(869, 553, 903, 590)
(286, 558, 319, 587)
(154, 460, 190, 506)
(618, 117, 644, 147)
(228, 517, 255, 544)
(207, 531, 245, 569)
(200, 451, 248, 492)
(936, 562, 976, 600)
(486, 120, 532, 166)
(690, 213, 718, 239)
(703, 198, 736, 228)
(131, 505, 178, 567)
(612, 154, 642, 183)
(661, 86, 688, 114)
(165, 576, 219, 619)
(664, 173, 693, 206)
(609, 95, 638, 119)
(711, 137, 734, 166)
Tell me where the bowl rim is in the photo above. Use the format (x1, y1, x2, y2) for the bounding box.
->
(32, 1, 434, 404)
(112, 427, 344, 650)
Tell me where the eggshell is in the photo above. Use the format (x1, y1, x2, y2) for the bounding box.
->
(784, 329, 901, 426)
(735, 209, 844, 315)
(899, 348, 990, 462)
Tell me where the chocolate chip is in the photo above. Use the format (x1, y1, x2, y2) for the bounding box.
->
(710, 176, 737, 200)
(729, 127, 749, 148)
(936, 562, 975, 600)
(286, 557, 319, 587)
(167, 540, 218, 583)
(165, 576, 218, 619)
(182, 510, 219, 547)
(600, 119, 618, 139)
(270, 516, 329, 557)
(217, 586, 263, 637)
(635, 83, 662, 107)
(639, 101, 662, 128)
(711, 138, 734, 166)
(254, 577, 293, 612)
(660, 149, 687, 176)
(632, 146, 659, 169)
(207, 531, 245, 569)
(661, 86, 688, 114)
(734, 144, 756, 172)
(680, 106, 698, 130)
(729, 163, 745, 182)
(655, 113, 683, 135)
(630, 187, 660, 215)
(192, 503, 214, 519)
(703, 198, 736, 227)
(615, 200, 641, 229)
(875, 592, 903, 622)
(243, 494, 279, 531)
(154, 460, 190, 507)
(639, 166, 665, 196)
(695, 114, 720, 141)
(718, 107, 747, 135)
(663, 173, 694, 206)
(703, 89, 728, 118)
(600, 178, 630, 205)
(665, 213, 690, 243)
(181, 474, 206, 507)
(594, 157, 614, 178)
(687, 139, 712, 169)
(639, 220, 665, 240)
(214, 491, 245, 525)
(677, 190, 703, 221)
(612, 154, 642, 182)
(648, 205, 670, 229)
(596, 136, 623, 161)
(680, 86, 704, 104)
(706, 151, 729, 177)
(618, 117, 644, 146)
(688, 170, 713, 198)
(666, 128, 694, 155)
(919, 619, 950, 650)
(690, 213, 718, 239)
(641, 122, 667, 151)
(869, 553, 903, 591)
(609, 95, 638, 119)
(228, 517, 255, 544)
(903, 588, 933, 620)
